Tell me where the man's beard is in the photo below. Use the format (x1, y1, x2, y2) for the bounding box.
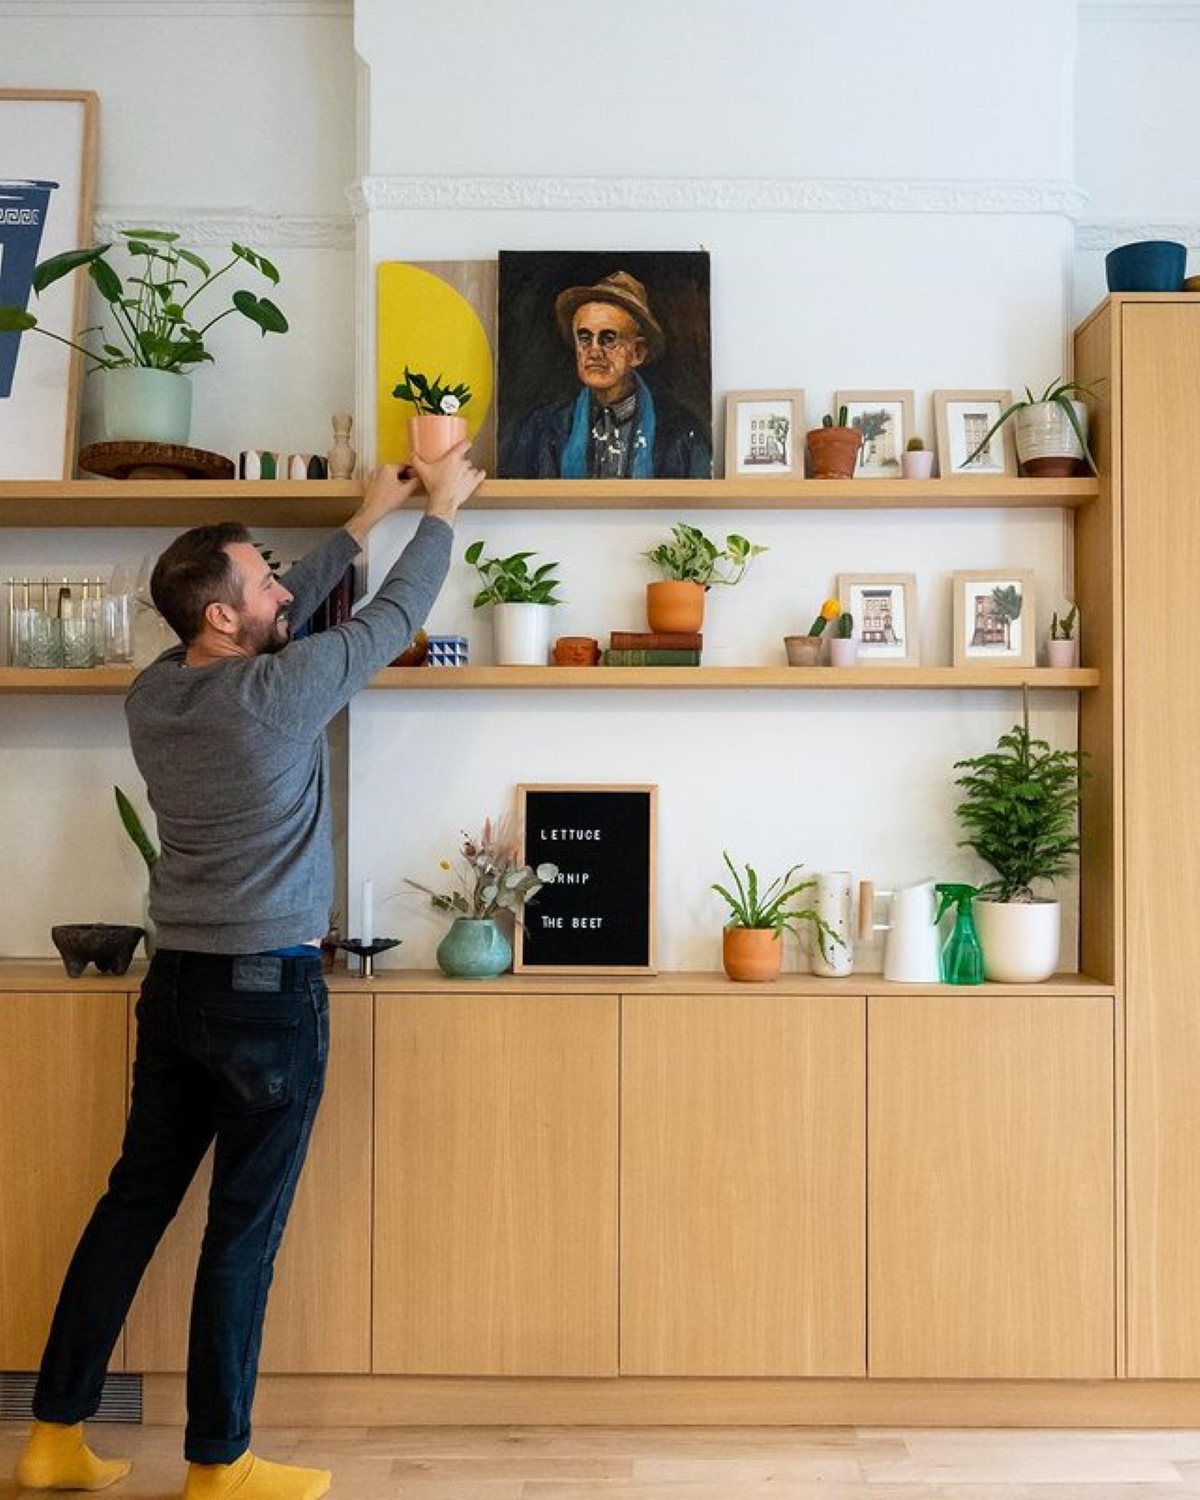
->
(236, 610, 291, 656)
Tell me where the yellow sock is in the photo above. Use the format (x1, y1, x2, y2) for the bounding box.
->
(183, 1451, 331, 1500)
(14, 1420, 131, 1491)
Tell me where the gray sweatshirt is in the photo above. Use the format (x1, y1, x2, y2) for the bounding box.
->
(126, 515, 452, 953)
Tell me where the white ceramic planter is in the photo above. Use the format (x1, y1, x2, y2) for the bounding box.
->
(102, 367, 193, 445)
(975, 897, 1061, 982)
(1015, 401, 1087, 477)
(492, 602, 553, 665)
(828, 637, 858, 667)
(900, 449, 935, 479)
(1046, 638, 1079, 668)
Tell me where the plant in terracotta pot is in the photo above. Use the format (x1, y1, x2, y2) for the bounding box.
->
(465, 540, 563, 665)
(784, 596, 839, 666)
(963, 379, 1102, 477)
(951, 695, 1086, 983)
(407, 816, 558, 978)
(807, 405, 864, 479)
(0, 228, 288, 446)
(1047, 603, 1080, 668)
(900, 434, 935, 480)
(392, 367, 472, 461)
(712, 851, 842, 982)
(643, 522, 766, 633)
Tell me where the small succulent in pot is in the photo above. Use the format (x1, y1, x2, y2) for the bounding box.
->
(835, 611, 854, 639)
(1050, 603, 1079, 641)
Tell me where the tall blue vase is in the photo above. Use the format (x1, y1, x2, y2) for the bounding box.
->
(436, 917, 512, 978)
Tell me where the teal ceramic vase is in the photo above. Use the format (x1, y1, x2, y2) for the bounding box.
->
(436, 916, 512, 978)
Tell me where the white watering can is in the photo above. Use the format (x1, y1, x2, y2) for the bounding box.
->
(858, 878, 942, 983)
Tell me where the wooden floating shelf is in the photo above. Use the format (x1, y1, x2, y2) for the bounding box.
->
(0, 474, 1099, 527)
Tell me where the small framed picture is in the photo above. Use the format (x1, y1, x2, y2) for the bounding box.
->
(835, 573, 919, 664)
(952, 569, 1036, 667)
(835, 390, 915, 478)
(723, 389, 806, 478)
(934, 390, 1016, 477)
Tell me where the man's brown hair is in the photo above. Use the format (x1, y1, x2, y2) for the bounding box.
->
(150, 522, 252, 644)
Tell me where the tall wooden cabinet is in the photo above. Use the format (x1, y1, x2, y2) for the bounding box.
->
(1077, 295, 1200, 1376)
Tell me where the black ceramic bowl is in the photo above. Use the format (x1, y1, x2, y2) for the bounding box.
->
(51, 923, 146, 977)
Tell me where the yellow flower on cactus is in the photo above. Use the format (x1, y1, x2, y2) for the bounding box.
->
(808, 597, 841, 636)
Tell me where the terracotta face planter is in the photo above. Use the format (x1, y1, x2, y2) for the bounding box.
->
(806, 426, 863, 479)
(722, 926, 782, 983)
(646, 580, 705, 633)
(408, 414, 468, 462)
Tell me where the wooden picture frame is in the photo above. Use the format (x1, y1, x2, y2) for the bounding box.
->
(0, 90, 98, 479)
(835, 573, 919, 664)
(723, 389, 805, 478)
(835, 390, 914, 478)
(952, 569, 1036, 667)
(934, 389, 1017, 478)
(514, 783, 657, 974)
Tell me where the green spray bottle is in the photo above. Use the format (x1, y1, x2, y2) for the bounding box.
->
(934, 883, 985, 985)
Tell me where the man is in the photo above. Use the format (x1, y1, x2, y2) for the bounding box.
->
(14, 444, 483, 1500)
(503, 269, 711, 479)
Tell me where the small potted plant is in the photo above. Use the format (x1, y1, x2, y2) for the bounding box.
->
(643, 522, 766, 633)
(963, 378, 1102, 477)
(784, 596, 839, 666)
(1047, 603, 1079, 668)
(828, 610, 858, 667)
(711, 851, 841, 982)
(900, 434, 935, 480)
(392, 366, 473, 461)
(806, 405, 863, 479)
(407, 816, 558, 978)
(0, 228, 287, 447)
(464, 539, 563, 665)
(951, 694, 1086, 982)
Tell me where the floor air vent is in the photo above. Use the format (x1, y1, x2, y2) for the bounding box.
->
(0, 1373, 142, 1423)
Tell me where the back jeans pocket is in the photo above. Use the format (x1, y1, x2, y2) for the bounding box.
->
(202, 1010, 301, 1115)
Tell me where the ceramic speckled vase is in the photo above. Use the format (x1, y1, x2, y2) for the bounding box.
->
(436, 917, 512, 978)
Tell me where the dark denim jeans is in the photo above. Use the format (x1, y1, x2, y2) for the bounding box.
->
(33, 948, 328, 1464)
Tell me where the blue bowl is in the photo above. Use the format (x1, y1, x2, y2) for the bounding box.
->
(1105, 240, 1187, 293)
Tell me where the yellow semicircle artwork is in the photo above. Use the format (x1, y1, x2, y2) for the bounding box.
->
(376, 263, 494, 465)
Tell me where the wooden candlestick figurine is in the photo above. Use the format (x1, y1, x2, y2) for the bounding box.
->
(327, 412, 357, 479)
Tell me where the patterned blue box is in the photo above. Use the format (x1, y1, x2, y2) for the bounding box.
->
(427, 635, 469, 666)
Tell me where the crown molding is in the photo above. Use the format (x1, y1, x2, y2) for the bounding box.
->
(1076, 219, 1200, 250)
(0, 0, 349, 14)
(352, 175, 1088, 217)
(95, 208, 353, 251)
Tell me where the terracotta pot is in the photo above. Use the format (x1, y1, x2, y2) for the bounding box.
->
(806, 426, 863, 479)
(722, 926, 782, 983)
(553, 635, 601, 666)
(784, 634, 823, 666)
(646, 580, 705, 633)
(408, 413, 468, 462)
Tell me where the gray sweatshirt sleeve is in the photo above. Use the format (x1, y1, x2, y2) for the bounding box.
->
(230, 514, 454, 733)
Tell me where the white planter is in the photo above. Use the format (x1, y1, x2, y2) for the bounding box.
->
(102, 367, 193, 445)
(975, 898, 1061, 983)
(492, 602, 554, 665)
(1015, 400, 1087, 477)
(900, 449, 935, 479)
(1046, 638, 1079, 668)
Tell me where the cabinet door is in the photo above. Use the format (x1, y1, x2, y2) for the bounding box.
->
(0, 992, 129, 1369)
(620, 993, 865, 1376)
(373, 993, 619, 1376)
(869, 993, 1115, 1378)
(124, 993, 372, 1373)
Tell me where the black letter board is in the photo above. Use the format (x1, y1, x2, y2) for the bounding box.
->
(514, 784, 657, 974)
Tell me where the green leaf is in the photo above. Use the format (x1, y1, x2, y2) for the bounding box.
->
(232, 291, 289, 335)
(0, 306, 37, 332)
(31, 245, 111, 293)
(114, 785, 158, 870)
(89, 259, 124, 304)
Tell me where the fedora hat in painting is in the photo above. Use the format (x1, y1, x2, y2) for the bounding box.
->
(554, 270, 666, 362)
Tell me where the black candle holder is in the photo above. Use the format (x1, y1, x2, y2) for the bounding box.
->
(337, 937, 401, 978)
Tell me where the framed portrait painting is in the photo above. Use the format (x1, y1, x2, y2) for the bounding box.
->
(835, 572, 918, 664)
(723, 389, 805, 478)
(934, 390, 1017, 477)
(835, 390, 914, 478)
(0, 90, 98, 479)
(952, 569, 1036, 667)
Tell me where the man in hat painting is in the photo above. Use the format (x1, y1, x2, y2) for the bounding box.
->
(502, 269, 712, 480)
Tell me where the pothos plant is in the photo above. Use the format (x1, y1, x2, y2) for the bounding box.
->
(645, 522, 766, 587)
(712, 851, 844, 959)
(464, 541, 563, 607)
(392, 367, 472, 416)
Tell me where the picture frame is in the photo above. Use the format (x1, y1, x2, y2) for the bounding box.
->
(514, 783, 657, 974)
(723, 389, 806, 478)
(0, 90, 99, 479)
(834, 390, 915, 478)
(952, 569, 1036, 667)
(835, 573, 919, 664)
(934, 389, 1017, 478)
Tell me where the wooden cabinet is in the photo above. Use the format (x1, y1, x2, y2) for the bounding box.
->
(620, 992, 865, 1376)
(1078, 295, 1200, 1376)
(868, 992, 1116, 1378)
(0, 991, 129, 1369)
(124, 993, 373, 1373)
(372, 992, 619, 1375)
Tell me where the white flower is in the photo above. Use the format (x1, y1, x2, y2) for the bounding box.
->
(440, 394, 461, 415)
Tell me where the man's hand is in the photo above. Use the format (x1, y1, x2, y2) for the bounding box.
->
(409, 441, 486, 524)
(343, 464, 422, 544)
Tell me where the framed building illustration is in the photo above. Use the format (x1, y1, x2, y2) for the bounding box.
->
(835, 573, 918, 664)
(724, 389, 805, 478)
(952, 569, 1036, 666)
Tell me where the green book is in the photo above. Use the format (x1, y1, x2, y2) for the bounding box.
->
(601, 648, 702, 666)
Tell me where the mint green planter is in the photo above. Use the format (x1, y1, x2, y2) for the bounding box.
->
(102, 367, 192, 444)
(435, 917, 512, 979)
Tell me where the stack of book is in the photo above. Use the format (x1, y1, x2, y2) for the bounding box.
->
(601, 630, 703, 666)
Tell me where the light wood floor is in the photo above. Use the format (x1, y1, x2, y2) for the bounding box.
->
(6, 1422, 1200, 1497)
